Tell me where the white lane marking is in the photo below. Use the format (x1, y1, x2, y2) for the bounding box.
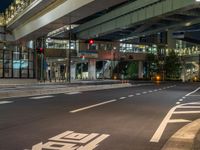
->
(142, 92, 147, 94)
(150, 101, 200, 143)
(150, 105, 177, 143)
(179, 99, 183, 102)
(173, 111, 200, 114)
(149, 90, 153, 93)
(128, 95, 134, 98)
(182, 97, 186, 99)
(158, 88, 162, 90)
(120, 97, 126, 100)
(136, 93, 141, 96)
(66, 92, 82, 95)
(70, 99, 117, 113)
(0, 101, 14, 105)
(188, 95, 200, 97)
(154, 90, 158, 92)
(179, 106, 200, 109)
(30, 95, 54, 100)
(168, 119, 191, 123)
(176, 102, 181, 105)
(186, 87, 200, 96)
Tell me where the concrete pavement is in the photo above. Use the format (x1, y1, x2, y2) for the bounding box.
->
(0, 80, 135, 100)
(162, 119, 200, 150)
(0, 81, 200, 150)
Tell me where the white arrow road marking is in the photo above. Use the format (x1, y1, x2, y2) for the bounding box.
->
(0, 101, 14, 105)
(70, 99, 117, 113)
(66, 92, 82, 95)
(30, 96, 54, 100)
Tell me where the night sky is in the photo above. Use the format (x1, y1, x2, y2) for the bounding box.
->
(0, 0, 13, 13)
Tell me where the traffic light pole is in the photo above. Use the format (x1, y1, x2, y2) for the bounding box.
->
(67, 15, 71, 83)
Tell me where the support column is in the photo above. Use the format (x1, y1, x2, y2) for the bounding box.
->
(167, 30, 176, 49)
(138, 61, 144, 79)
(70, 63, 76, 81)
(88, 59, 96, 80)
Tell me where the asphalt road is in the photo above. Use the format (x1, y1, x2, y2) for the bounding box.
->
(0, 82, 200, 150)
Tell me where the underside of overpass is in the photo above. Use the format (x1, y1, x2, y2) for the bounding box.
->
(73, 0, 200, 43)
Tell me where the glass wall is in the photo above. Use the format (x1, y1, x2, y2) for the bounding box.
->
(0, 48, 34, 78)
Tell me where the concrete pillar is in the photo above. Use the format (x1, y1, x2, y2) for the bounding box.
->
(138, 61, 144, 79)
(70, 63, 76, 81)
(88, 59, 96, 80)
(167, 30, 176, 49)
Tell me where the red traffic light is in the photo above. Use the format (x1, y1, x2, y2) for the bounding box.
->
(36, 48, 44, 53)
(89, 39, 94, 45)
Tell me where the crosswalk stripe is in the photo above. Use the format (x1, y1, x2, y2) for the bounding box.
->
(168, 119, 191, 123)
(173, 111, 200, 114)
(179, 106, 200, 109)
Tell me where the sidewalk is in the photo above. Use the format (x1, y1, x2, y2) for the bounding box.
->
(162, 119, 200, 150)
(0, 80, 133, 100)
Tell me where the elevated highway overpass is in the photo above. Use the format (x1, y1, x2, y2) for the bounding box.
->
(5, 0, 200, 42)
(75, 0, 200, 40)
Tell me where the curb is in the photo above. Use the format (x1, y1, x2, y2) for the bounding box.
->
(162, 119, 200, 150)
(0, 83, 132, 100)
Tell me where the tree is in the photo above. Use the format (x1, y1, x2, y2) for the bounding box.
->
(146, 53, 158, 79)
(165, 50, 181, 79)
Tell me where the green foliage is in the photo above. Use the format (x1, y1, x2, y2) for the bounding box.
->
(165, 50, 181, 79)
(126, 62, 138, 79)
(146, 53, 158, 78)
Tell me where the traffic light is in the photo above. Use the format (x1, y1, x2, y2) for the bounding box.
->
(36, 47, 44, 53)
(89, 39, 94, 45)
(80, 55, 85, 60)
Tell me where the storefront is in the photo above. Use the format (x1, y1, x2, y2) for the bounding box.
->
(0, 48, 35, 78)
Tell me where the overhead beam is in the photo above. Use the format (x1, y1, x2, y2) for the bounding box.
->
(76, 0, 199, 39)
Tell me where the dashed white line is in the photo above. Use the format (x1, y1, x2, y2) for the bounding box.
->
(149, 90, 153, 93)
(0, 101, 14, 105)
(120, 97, 126, 100)
(70, 99, 117, 113)
(128, 95, 134, 98)
(65, 92, 82, 95)
(142, 92, 147, 94)
(179, 99, 183, 102)
(136, 93, 141, 96)
(176, 102, 181, 105)
(30, 95, 54, 99)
